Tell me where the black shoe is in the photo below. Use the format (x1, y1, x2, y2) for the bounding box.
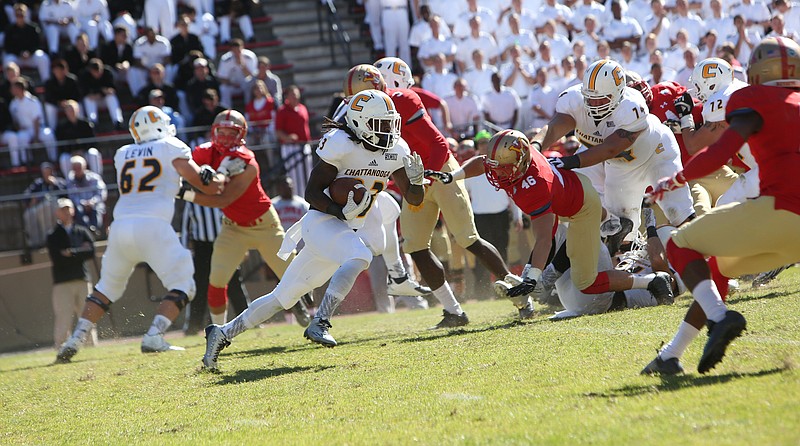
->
(604, 217, 633, 256)
(698, 310, 747, 374)
(432, 310, 469, 329)
(290, 301, 311, 328)
(641, 354, 684, 376)
(752, 265, 790, 287)
(648, 272, 675, 305)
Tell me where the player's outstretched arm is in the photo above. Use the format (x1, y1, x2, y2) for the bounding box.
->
(529, 213, 556, 272)
(681, 110, 762, 181)
(576, 128, 643, 168)
(531, 113, 577, 152)
(189, 164, 257, 209)
(306, 160, 346, 220)
(393, 154, 425, 206)
(173, 158, 225, 195)
(682, 120, 728, 155)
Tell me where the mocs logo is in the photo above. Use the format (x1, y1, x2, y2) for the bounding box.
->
(702, 63, 720, 78)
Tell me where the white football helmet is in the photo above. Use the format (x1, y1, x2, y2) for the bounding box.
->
(689, 58, 734, 102)
(345, 89, 401, 151)
(582, 60, 626, 120)
(374, 57, 415, 89)
(128, 105, 176, 144)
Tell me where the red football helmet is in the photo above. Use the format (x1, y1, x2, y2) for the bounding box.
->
(484, 129, 532, 189)
(211, 109, 248, 151)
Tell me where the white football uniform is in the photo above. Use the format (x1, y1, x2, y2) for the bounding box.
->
(702, 79, 761, 207)
(557, 85, 694, 231)
(95, 136, 195, 302)
(269, 128, 409, 309)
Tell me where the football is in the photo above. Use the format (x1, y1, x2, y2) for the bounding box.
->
(329, 177, 367, 206)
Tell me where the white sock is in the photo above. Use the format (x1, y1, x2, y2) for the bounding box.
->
(222, 293, 285, 339)
(660, 321, 701, 360)
(316, 292, 344, 321)
(146, 314, 172, 336)
(691, 279, 727, 322)
(432, 282, 463, 315)
(71, 318, 95, 343)
(631, 273, 657, 289)
(383, 223, 407, 279)
(210, 310, 227, 325)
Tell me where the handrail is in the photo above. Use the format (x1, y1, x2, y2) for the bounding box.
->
(317, 0, 353, 66)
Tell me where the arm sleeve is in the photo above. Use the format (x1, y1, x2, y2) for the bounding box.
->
(415, 88, 443, 110)
(682, 127, 747, 180)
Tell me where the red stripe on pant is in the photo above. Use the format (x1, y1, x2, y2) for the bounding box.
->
(208, 284, 228, 308)
(580, 271, 611, 294)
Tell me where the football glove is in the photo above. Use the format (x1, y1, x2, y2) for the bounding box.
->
(424, 169, 453, 184)
(198, 165, 215, 185)
(673, 92, 694, 118)
(176, 188, 196, 202)
(217, 156, 247, 177)
(403, 153, 425, 186)
(548, 155, 580, 170)
(507, 278, 537, 297)
(647, 172, 687, 204)
(342, 187, 373, 221)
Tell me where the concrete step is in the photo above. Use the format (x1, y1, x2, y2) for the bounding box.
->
(271, 19, 361, 39)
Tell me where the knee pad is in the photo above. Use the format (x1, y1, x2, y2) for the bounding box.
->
(580, 271, 610, 294)
(163, 290, 190, 310)
(208, 284, 228, 308)
(666, 239, 704, 276)
(86, 294, 111, 312)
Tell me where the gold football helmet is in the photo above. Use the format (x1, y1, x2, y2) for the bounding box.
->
(747, 36, 800, 88)
(484, 129, 532, 189)
(344, 64, 387, 97)
(212, 109, 248, 150)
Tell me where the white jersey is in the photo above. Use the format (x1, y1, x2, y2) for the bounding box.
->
(316, 128, 409, 229)
(557, 85, 661, 169)
(702, 79, 757, 169)
(112, 136, 191, 222)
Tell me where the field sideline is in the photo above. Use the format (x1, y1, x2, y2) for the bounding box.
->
(2, 269, 799, 445)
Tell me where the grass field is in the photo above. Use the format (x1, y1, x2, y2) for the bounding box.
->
(2, 269, 799, 445)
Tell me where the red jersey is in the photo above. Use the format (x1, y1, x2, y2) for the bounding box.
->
(275, 103, 311, 142)
(192, 142, 272, 224)
(502, 150, 585, 219)
(245, 97, 274, 130)
(411, 86, 443, 110)
(387, 87, 450, 171)
(649, 81, 704, 165)
(726, 86, 800, 214)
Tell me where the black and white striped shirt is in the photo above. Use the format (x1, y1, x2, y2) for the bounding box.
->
(181, 202, 224, 245)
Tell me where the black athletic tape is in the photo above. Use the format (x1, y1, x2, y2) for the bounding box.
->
(86, 294, 110, 312)
(163, 290, 189, 310)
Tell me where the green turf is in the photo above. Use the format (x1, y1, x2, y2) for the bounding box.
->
(2, 269, 799, 445)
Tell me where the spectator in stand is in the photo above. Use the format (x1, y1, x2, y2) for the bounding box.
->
(453, 0, 497, 39)
(64, 33, 96, 82)
(408, 4, 451, 74)
(669, 0, 706, 47)
(43, 59, 83, 130)
(137, 63, 181, 111)
(270, 175, 309, 233)
(0, 97, 21, 167)
(0, 63, 32, 102)
(424, 0, 464, 34)
(463, 48, 497, 98)
(416, 15, 457, 72)
(444, 78, 481, 139)
(99, 26, 134, 92)
(108, 2, 141, 44)
(523, 67, 559, 132)
(275, 85, 312, 197)
(380, 0, 412, 64)
(642, 0, 672, 52)
(482, 72, 520, 130)
(571, 0, 607, 33)
(10, 79, 57, 165)
(249, 56, 282, 106)
(766, 13, 800, 41)
(66, 155, 106, 231)
(75, 0, 113, 50)
(706, 0, 736, 46)
(23, 162, 67, 247)
(144, 0, 177, 39)
(130, 27, 172, 96)
(3, 3, 51, 82)
(186, 6, 219, 59)
(363, 0, 383, 56)
(173, 49, 209, 92)
(602, 1, 644, 51)
(535, 0, 573, 37)
(216, 0, 255, 44)
(148, 89, 186, 139)
(79, 58, 124, 130)
(47, 197, 98, 348)
(664, 28, 696, 72)
(170, 15, 203, 74)
(571, 14, 601, 59)
(534, 40, 561, 78)
(190, 88, 225, 145)
(422, 53, 458, 99)
(673, 46, 698, 86)
(217, 39, 257, 108)
(773, 0, 800, 33)
(185, 57, 219, 118)
(498, 13, 537, 60)
(40, 0, 80, 56)
(538, 19, 572, 61)
(730, 0, 771, 35)
(244, 79, 274, 145)
(496, 0, 537, 41)
(455, 16, 498, 73)
(500, 44, 535, 101)
(55, 99, 101, 176)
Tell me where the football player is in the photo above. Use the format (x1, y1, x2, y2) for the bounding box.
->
(646, 37, 800, 374)
(538, 59, 695, 235)
(202, 90, 426, 369)
(56, 106, 228, 362)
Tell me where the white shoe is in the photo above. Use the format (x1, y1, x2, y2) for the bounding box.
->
(56, 336, 82, 363)
(549, 310, 581, 321)
(388, 275, 431, 296)
(141, 334, 185, 353)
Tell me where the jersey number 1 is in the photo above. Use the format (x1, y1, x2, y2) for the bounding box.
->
(120, 158, 162, 194)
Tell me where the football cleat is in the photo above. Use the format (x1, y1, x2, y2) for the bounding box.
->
(752, 265, 790, 287)
(549, 310, 581, 321)
(55, 337, 82, 363)
(698, 310, 747, 374)
(141, 333, 185, 353)
(641, 355, 685, 376)
(537, 265, 563, 306)
(202, 325, 231, 370)
(432, 310, 470, 329)
(290, 301, 311, 328)
(603, 216, 633, 256)
(304, 318, 337, 347)
(518, 299, 536, 320)
(387, 274, 432, 296)
(647, 272, 674, 305)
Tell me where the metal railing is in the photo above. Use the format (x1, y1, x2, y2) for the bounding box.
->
(317, 0, 353, 66)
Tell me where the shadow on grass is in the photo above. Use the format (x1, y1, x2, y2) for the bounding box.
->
(727, 290, 794, 305)
(584, 367, 787, 399)
(397, 319, 545, 344)
(214, 365, 335, 385)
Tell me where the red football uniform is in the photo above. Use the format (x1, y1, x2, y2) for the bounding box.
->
(501, 149, 585, 219)
(387, 87, 451, 171)
(192, 143, 272, 224)
(649, 81, 704, 165)
(411, 86, 443, 111)
(683, 85, 800, 214)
